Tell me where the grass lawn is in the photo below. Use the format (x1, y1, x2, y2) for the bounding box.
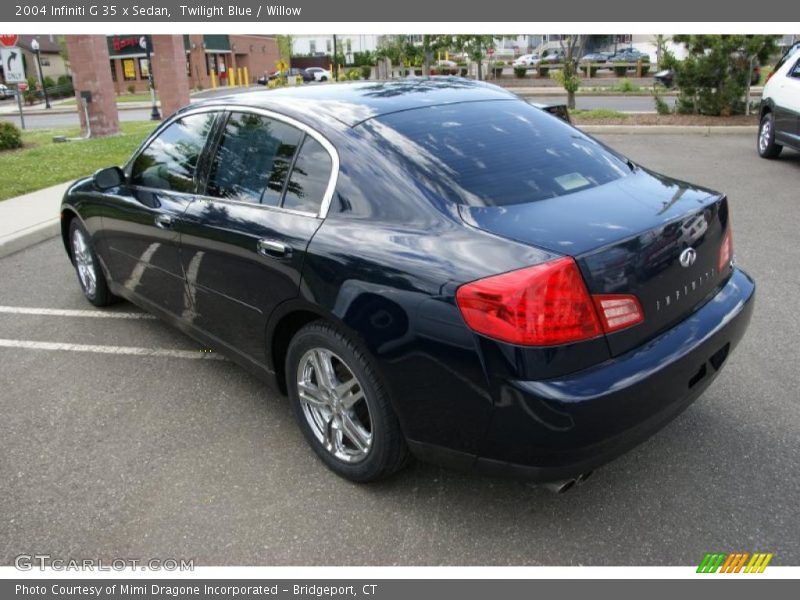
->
(571, 108, 629, 120)
(0, 121, 156, 201)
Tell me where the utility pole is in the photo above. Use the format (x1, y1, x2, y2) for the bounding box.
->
(332, 34, 338, 79)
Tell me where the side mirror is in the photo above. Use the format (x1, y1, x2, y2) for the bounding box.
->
(93, 166, 125, 190)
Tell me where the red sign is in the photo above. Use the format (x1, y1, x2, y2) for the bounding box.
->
(17, 82, 28, 91)
(487, 47, 495, 56)
(0, 34, 19, 47)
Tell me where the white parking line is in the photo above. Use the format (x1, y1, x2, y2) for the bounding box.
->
(0, 339, 225, 360)
(0, 306, 157, 319)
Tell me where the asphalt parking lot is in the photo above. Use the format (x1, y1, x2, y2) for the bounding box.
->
(1, 132, 798, 566)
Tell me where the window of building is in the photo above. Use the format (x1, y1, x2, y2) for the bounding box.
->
(206, 113, 303, 206)
(131, 112, 218, 193)
(121, 59, 136, 81)
(138, 58, 150, 80)
(326, 40, 332, 53)
(309, 40, 317, 54)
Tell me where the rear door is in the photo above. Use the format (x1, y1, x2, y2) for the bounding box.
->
(177, 109, 338, 363)
(104, 110, 220, 315)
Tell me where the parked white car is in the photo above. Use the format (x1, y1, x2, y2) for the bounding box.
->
(305, 67, 332, 82)
(0, 84, 12, 99)
(512, 54, 537, 68)
(758, 42, 800, 158)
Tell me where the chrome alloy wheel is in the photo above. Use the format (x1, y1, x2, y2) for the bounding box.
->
(759, 118, 771, 153)
(296, 348, 373, 463)
(72, 228, 97, 298)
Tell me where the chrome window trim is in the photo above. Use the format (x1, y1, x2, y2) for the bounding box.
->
(125, 104, 339, 220)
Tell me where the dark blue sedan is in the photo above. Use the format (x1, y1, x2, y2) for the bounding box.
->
(60, 79, 754, 488)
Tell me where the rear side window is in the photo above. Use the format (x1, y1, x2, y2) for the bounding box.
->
(371, 100, 630, 206)
(282, 137, 332, 214)
(131, 112, 216, 193)
(206, 112, 303, 205)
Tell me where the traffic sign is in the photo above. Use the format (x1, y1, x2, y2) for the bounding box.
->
(0, 34, 18, 48)
(17, 81, 28, 91)
(487, 47, 495, 56)
(0, 47, 25, 83)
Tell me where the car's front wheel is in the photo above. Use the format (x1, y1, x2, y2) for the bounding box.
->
(286, 322, 409, 482)
(69, 219, 116, 306)
(758, 112, 783, 159)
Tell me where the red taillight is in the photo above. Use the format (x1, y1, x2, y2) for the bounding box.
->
(593, 295, 644, 334)
(456, 257, 602, 346)
(718, 226, 733, 272)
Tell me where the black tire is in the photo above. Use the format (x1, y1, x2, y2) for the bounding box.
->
(286, 321, 410, 482)
(757, 112, 783, 159)
(320, 76, 327, 82)
(68, 219, 117, 307)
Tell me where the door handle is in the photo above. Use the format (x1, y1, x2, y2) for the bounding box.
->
(257, 238, 292, 258)
(155, 214, 173, 229)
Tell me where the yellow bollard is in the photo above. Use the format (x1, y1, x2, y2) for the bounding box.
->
(244, 66, 249, 87)
(211, 68, 217, 89)
(229, 68, 235, 87)
(237, 68, 243, 87)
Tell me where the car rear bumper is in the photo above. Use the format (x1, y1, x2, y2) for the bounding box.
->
(410, 267, 755, 481)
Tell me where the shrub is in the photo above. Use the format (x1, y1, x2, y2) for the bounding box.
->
(653, 92, 672, 115)
(537, 66, 549, 77)
(295, 74, 304, 85)
(361, 65, 372, 80)
(126, 84, 136, 95)
(57, 74, 72, 86)
(640, 64, 651, 75)
(347, 68, 361, 81)
(43, 76, 56, 89)
(613, 66, 629, 77)
(459, 67, 468, 77)
(613, 78, 640, 93)
(514, 66, 527, 78)
(580, 65, 599, 77)
(0, 122, 23, 151)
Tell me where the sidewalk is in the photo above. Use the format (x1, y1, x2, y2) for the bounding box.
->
(0, 182, 70, 258)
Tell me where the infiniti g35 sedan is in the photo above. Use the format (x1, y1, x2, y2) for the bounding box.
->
(61, 79, 755, 486)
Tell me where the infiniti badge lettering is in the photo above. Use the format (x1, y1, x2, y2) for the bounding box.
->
(656, 269, 716, 312)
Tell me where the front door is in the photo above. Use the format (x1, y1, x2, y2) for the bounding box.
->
(103, 111, 220, 316)
(177, 110, 337, 364)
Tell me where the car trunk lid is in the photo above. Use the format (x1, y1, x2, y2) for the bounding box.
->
(458, 169, 732, 356)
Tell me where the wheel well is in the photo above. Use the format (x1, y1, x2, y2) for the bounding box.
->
(760, 104, 772, 119)
(61, 209, 78, 262)
(270, 310, 323, 394)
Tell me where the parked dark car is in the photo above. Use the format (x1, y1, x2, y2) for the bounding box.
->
(609, 48, 650, 62)
(61, 79, 754, 487)
(580, 52, 611, 64)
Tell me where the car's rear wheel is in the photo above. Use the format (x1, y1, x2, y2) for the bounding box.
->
(758, 112, 782, 159)
(69, 219, 116, 307)
(286, 322, 409, 482)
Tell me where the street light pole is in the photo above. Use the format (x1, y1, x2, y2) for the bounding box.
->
(143, 36, 161, 121)
(30, 38, 51, 109)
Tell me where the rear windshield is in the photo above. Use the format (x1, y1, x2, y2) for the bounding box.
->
(371, 100, 630, 206)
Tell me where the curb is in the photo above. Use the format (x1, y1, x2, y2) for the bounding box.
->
(579, 125, 757, 135)
(0, 220, 60, 259)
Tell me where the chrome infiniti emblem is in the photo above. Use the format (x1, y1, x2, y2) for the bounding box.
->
(679, 247, 697, 268)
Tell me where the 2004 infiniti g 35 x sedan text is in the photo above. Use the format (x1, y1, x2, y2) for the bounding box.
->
(61, 79, 754, 487)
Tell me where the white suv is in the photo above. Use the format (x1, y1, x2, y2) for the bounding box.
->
(758, 42, 800, 158)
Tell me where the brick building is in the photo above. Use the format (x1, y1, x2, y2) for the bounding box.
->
(107, 34, 279, 93)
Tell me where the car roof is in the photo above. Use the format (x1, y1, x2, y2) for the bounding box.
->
(190, 77, 520, 128)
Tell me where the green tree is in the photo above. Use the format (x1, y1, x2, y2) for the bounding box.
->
(670, 35, 778, 115)
(276, 35, 293, 66)
(553, 35, 588, 109)
(452, 35, 495, 80)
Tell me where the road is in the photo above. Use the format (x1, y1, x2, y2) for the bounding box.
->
(0, 94, 674, 130)
(0, 133, 798, 566)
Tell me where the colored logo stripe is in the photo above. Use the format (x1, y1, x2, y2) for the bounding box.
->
(698, 552, 773, 573)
